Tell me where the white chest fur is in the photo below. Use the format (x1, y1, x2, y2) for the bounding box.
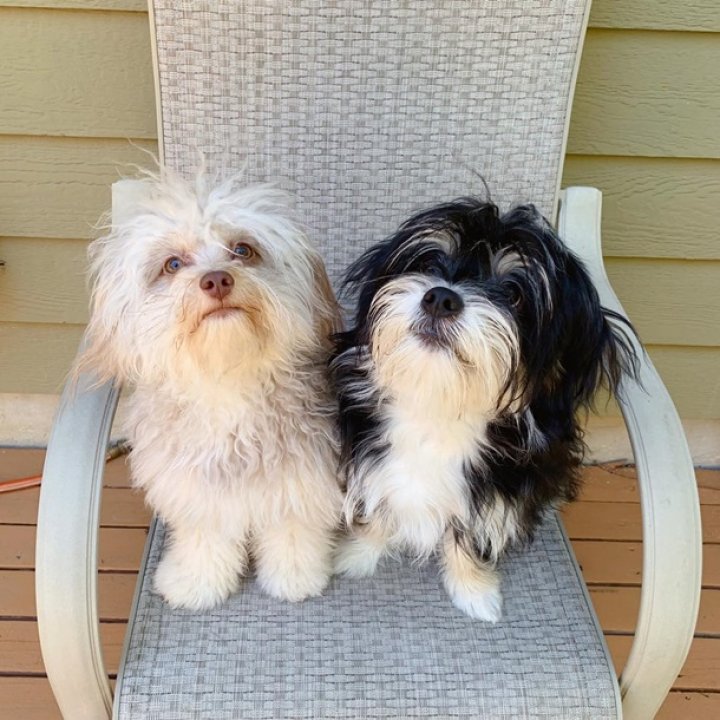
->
(123, 381, 339, 535)
(359, 403, 487, 558)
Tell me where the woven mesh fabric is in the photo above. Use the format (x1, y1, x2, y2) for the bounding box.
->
(115, 515, 619, 719)
(151, 0, 588, 284)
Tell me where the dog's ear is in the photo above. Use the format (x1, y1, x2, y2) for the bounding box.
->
(551, 249, 637, 411)
(341, 238, 398, 334)
(497, 207, 637, 419)
(522, 241, 637, 421)
(73, 294, 130, 387)
(309, 251, 343, 347)
(72, 240, 137, 387)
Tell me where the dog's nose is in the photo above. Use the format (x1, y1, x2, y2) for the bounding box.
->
(421, 286, 464, 318)
(200, 271, 234, 300)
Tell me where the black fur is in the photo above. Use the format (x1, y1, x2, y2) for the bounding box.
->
(332, 197, 638, 558)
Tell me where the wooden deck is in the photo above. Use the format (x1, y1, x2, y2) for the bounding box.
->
(1, 447, 718, 719)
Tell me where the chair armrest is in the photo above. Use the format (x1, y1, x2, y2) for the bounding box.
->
(558, 187, 703, 720)
(36, 179, 144, 719)
(36, 371, 119, 720)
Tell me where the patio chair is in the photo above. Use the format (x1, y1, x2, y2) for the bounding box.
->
(36, 1, 701, 718)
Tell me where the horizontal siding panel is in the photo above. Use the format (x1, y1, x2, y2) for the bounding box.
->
(0, 323, 84, 393)
(0, 7, 155, 138)
(588, 345, 720, 419)
(2, 147, 717, 256)
(590, 0, 720, 32)
(0, 238, 89, 323)
(0, 136, 157, 239)
(4, 1, 720, 31)
(0, 1, 144, 9)
(1, 322, 717, 417)
(563, 156, 720, 260)
(2, 14, 716, 154)
(649, 346, 720, 419)
(605, 259, 720, 347)
(2, 244, 718, 347)
(568, 30, 720, 158)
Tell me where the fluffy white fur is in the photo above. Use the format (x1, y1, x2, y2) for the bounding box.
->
(79, 169, 343, 610)
(335, 273, 518, 621)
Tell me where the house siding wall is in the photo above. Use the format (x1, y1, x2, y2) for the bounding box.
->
(0, 1, 718, 417)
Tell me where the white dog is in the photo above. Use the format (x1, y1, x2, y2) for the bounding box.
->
(79, 170, 343, 610)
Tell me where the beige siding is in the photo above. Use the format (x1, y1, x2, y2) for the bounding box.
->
(0, 324, 85, 394)
(563, 16, 720, 420)
(4, 244, 720, 350)
(0, 1, 145, 10)
(0, 3, 718, 419)
(0, 8, 155, 138)
(604, 259, 720, 347)
(0, 238, 89, 324)
(3, 1, 719, 30)
(0, 136, 157, 238)
(563, 156, 720, 260)
(589, 0, 720, 32)
(568, 30, 720, 158)
(649, 347, 720, 420)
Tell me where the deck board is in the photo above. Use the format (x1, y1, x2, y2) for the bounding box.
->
(658, 692, 720, 719)
(0, 487, 149, 526)
(0, 449, 717, 718)
(561, 500, 720, 542)
(574, 540, 720, 588)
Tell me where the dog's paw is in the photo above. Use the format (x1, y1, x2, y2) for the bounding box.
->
(448, 582, 503, 623)
(255, 521, 335, 602)
(154, 555, 240, 611)
(443, 557, 503, 623)
(257, 561, 330, 602)
(333, 536, 382, 578)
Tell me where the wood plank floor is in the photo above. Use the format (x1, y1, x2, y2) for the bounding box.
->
(1, 447, 718, 719)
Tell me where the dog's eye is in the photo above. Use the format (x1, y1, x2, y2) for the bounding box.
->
(506, 283, 523, 307)
(417, 258, 445, 277)
(231, 242, 255, 259)
(163, 256, 184, 275)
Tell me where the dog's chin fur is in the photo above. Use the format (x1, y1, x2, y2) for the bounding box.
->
(78, 169, 343, 610)
(332, 196, 637, 622)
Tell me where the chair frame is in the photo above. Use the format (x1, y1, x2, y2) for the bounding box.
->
(36, 182, 701, 720)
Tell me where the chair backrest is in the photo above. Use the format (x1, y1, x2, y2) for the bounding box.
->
(149, 0, 590, 281)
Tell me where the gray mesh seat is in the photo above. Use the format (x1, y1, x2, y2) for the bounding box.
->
(36, 2, 702, 719)
(117, 516, 619, 719)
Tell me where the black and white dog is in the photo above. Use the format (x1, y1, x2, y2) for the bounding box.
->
(332, 197, 636, 622)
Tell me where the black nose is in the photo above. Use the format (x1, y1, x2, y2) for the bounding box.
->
(200, 271, 234, 300)
(421, 286, 464, 318)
